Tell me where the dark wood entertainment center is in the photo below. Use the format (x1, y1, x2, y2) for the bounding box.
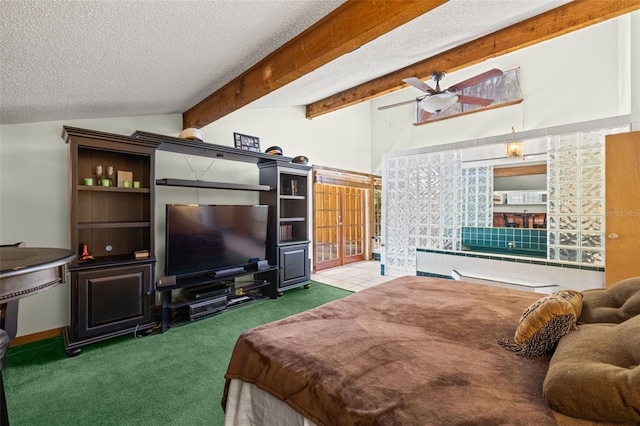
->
(62, 127, 311, 353)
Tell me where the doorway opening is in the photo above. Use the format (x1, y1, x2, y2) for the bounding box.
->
(312, 166, 378, 272)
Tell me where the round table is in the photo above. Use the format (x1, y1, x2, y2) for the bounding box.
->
(0, 246, 75, 425)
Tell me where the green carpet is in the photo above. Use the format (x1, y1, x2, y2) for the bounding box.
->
(4, 281, 352, 426)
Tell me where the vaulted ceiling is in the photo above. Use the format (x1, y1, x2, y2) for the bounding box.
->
(1, 0, 638, 127)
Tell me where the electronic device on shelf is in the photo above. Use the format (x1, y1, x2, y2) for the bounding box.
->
(180, 295, 228, 321)
(182, 283, 233, 300)
(212, 266, 246, 277)
(227, 295, 252, 306)
(165, 204, 269, 278)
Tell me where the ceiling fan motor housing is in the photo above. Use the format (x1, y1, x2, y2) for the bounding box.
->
(431, 71, 446, 82)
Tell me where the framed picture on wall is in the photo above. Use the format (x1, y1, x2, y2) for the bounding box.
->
(234, 132, 261, 152)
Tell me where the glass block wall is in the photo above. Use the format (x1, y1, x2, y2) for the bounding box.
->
(461, 166, 493, 227)
(384, 150, 461, 276)
(547, 131, 605, 265)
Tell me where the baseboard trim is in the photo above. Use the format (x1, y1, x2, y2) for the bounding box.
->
(10, 327, 64, 347)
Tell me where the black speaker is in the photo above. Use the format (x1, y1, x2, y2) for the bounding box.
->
(156, 275, 176, 288)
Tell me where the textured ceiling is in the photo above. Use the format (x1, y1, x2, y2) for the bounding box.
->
(0, 0, 570, 125)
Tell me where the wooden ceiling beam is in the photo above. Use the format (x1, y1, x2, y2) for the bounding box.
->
(182, 0, 448, 129)
(306, 0, 640, 119)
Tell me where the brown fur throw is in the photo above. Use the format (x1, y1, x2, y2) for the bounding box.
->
(499, 289, 583, 357)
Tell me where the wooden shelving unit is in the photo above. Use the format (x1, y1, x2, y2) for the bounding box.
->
(62, 126, 160, 356)
(61, 127, 313, 342)
(133, 131, 312, 297)
(259, 163, 311, 292)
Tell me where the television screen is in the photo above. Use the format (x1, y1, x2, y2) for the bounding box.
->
(165, 204, 268, 277)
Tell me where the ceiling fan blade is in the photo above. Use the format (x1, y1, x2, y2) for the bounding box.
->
(402, 77, 436, 94)
(446, 68, 503, 92)
(457, 95, 494, 106)
(377, 99, 418, 110)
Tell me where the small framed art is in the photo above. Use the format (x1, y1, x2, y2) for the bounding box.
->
(234, 132, 261, 152)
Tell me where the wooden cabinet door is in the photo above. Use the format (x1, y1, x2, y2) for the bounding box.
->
(605, 131, 640, 286)
(278, 244, 310, 290)
(75, 263, 154, 338)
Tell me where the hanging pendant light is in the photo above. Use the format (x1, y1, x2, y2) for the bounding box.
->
(505, 127, 523, 158)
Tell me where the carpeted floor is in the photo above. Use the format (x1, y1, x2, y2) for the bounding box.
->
(3, 281, 352, 426)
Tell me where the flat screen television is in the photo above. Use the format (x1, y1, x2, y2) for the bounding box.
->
(165, 204, 269, 277)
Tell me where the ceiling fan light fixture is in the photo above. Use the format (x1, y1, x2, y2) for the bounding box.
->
(419, 93, 458, 113)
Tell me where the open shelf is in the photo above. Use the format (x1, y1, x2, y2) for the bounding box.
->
(493, 190, 547, 205)
(73, 254, 155, 269)
(278, 239, 311, 246)
(78, 221, 151, 229)
(157, 266, 278, 332)
(134, 130, 297, 165)
(280, 195, 306, 200)
(78, 186, 150, 193)
(156, 178, 272, 192)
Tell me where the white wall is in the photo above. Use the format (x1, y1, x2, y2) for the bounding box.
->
(370, 13, 639, 173)
(0, 102, 371, 337)
(200, 103, 372, 173)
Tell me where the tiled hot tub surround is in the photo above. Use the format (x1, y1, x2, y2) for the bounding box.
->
(416, 248, 604, 292)
(462, 226, 547, 257)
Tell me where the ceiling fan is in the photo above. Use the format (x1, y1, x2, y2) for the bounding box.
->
(378, 68, 504, 117)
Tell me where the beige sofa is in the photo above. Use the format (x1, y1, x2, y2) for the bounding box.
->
(543, 277, 640, 425)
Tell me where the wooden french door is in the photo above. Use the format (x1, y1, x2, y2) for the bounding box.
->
(605, 131, 640, 286)
(314, 183, 366, 271)
(343, 187, 366, 264)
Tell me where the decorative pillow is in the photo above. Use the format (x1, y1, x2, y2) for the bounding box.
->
(498, 289, 583, 357)
(543, 315, 640, 424)
(579, 276, 640, 324)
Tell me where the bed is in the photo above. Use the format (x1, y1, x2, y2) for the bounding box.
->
(222, 276, 559, 425)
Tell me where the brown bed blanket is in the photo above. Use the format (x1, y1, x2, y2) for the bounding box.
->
(223, 276, 556, 425)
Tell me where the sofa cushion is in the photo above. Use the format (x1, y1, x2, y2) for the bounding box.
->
(579, 277, 640, 324)
(543, 315, 640, 424)
(499, 289, 583, 357)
